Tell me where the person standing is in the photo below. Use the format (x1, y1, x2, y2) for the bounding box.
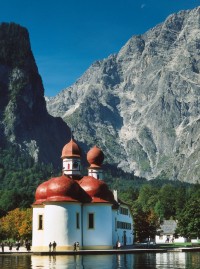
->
(9, 242, 13, 251)
(117, 241, 121, 249)
(53, 241, 57, 251)
(16, 241, 20, 251)
(1, 242, 4, 252)
(49, 242, 52, 252)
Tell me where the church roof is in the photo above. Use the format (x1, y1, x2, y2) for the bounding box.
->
(34, 138, 117, 205)
(46, 175, 91, 202)
(34, 179, 51, 205)
(34, 175, 116, 205)
(34, 175, 91, 204)
(159, 220, 178, 235)
(78, 176, 115, 204)
(61, 138, 81, 159)
(87, 146, 104, 167)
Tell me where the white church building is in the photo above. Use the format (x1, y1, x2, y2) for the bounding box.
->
(32, 137, 134, 251)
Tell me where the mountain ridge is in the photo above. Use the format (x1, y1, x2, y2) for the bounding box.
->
(46, 7, 200, 183)
(0, 22, 71, 167)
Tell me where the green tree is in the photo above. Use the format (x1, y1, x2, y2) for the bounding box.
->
(176, 197, 200, 239)
(154, 200, 165, 220)
(174, 187, 187, 216)
(132, 203, 159, 242)
(137, 184, 159, 212)
(158, 184, 176, 219)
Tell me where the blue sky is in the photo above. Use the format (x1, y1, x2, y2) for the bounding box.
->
(1, 0, 200, 96)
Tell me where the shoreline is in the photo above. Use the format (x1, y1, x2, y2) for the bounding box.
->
(0, 246, 200, 256)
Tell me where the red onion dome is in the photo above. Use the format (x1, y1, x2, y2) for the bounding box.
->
(78, 176, 115, 203)
(46, 175, 91, 202)
(34, 180, 51, 205)
(61, 138, 81, 159)
(87, 146, 104, 167)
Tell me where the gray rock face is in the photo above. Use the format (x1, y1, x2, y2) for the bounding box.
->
(47, 7, 200, 183)
(0, 23, 71, 166)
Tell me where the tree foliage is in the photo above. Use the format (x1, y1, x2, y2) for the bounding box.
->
(176, 196, 200, 239)
(0, 208, 32, 240)
(0, 144, 58, 216)
(132, 204, 159, 242)
(117, 180, 200, 241)
(0, 141, 199, 242)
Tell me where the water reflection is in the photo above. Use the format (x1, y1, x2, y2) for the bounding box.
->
(156, 252, 186, 269)
(0, 255, 31, 269)
(31, 252, 200, 269)
(32, 254, 133, 269)
(0, 252, 200, 269)
(32, 255, 83, 269)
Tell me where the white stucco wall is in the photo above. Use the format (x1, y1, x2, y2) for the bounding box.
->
(82, 204, 112, 249)
(32, 206, 45, 248)
(63, 158, 81, 175)
(88, 169, 103, 180)
(155, 235, 186, 243)
(43, 202, 82, 248)
(112, 205, 134, 247)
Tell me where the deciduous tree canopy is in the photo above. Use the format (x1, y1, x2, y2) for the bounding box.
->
(0, 208, 32, 240)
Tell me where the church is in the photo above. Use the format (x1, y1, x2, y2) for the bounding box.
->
(32, 136, 134, 251)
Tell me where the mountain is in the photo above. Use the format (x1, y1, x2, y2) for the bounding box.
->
(46, 7, 200, 183)
(0, 23, 71, 167)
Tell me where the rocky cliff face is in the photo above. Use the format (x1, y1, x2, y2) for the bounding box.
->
(46, 7, 200, 183)
(0, 23, 70, 166)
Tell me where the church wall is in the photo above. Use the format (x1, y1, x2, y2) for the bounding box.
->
(112, 205, 134, 247)
(43, 202, 82, 251)
(82, 204, 113, 249)
(88, 169, 103, 180)
(112, 209, 118, 246)
(32, 206, 45, 251)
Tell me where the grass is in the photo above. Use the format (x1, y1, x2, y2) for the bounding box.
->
(157, 242, 200, 248)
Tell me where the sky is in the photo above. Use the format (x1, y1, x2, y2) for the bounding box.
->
(1, 0, 200, 97)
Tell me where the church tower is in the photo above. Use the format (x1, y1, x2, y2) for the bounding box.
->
(61, 138, 81, 177)
(87, 146, 104, 180)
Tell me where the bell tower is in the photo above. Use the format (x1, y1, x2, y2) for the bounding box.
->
(61, 138, 81, 177)
(87, 146, 104, 180)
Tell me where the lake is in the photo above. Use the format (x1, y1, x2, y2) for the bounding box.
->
(0, 252, 200, 269)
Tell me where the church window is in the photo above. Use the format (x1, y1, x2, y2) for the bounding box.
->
(73, 161, 78, 169)
(115, 218, 117, 231)
(117, 221, 131, 230)
(38, 215, 43, 230)
(76, 212, 80, 229)
(119, 207, 129, 215)
(88, 213, 94, 229)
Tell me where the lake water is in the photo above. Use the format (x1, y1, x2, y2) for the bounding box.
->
(0, 252, 200, 269)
